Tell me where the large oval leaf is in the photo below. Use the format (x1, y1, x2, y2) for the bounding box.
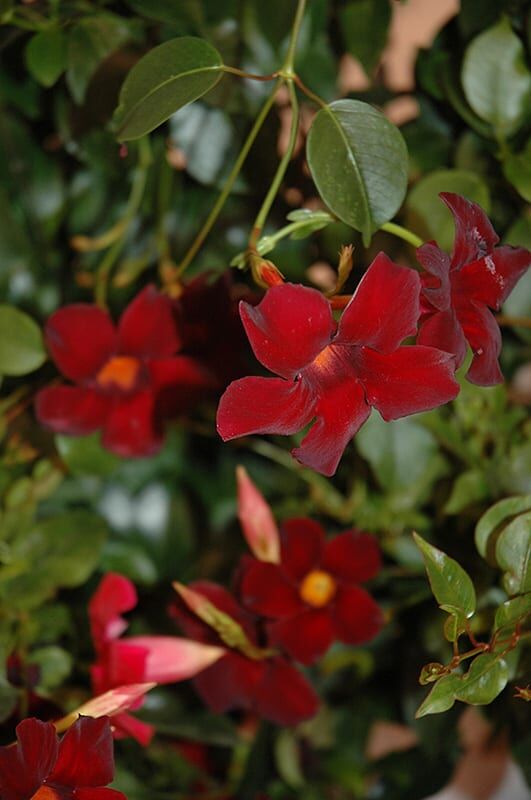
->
(115, 37, 224, 141)
(306, 99, 408, 245)
(496, 511, 531, 596)
(0, 305, 46, 376)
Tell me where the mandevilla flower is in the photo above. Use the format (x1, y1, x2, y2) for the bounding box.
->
(238, 518, 383, 665)
(417, 192, 531, 386)
(0, 715, 125, 800)
(217, 253, 459, 476)
(36, 286, 213, 457)
(172, 581, 319, 726)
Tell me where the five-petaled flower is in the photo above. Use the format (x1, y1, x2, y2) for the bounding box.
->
(417, 192, 531, 386)
(217, 253, 460, 475)
(36, 286, 213, 457)
(238, 518, 383, 664)
(172, 581, 319, 726)
(0, 715, 125, 800)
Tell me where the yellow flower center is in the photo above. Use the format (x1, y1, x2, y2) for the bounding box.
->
(31, 788, 61, 800)
(312, 345, 335, 371)
(299, 570, 336, 607)
(96, 355, 141, 391)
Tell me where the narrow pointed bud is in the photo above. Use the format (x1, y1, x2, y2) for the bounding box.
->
(327, 244, 355, 296)
(54, 683, 156, 732)
(250, 255, 285, 289)
(126, 635, 225, 682)
(236, 466, 280, 563)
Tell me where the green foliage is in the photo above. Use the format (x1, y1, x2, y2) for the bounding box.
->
(25, 29, 67, 88)
(339, 0, 391, 77)
(0, 305, 46, 376)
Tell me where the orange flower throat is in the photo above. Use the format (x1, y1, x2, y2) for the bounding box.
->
(299, 570, 336, 607)
(96, 356, 141, 391)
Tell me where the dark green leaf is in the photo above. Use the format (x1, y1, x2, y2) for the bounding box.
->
(496, 511, 531, 595)
(115, 37, 224, 141)
(455, 653, 509, 705)
(475, 495, 531, 558)
(56, 433, 121, 477)
(0, 305, 46, 376)
(416, 674, 460, 718)
(339, 0, 391, 76)
(306, 99, 408, 245)
(444, 470, 489, 514)
(275, 729, 305, 788)
(461, 17, 531, 139)
(503, 139, 531, 202)
(25, 29, 67, 88)
(494, 593, 531, 633)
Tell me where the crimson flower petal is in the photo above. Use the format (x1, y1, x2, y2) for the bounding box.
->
(102, 391, 162, 457)
(124, 636, 225, 682)
(455, 246, 531, 310)
(292, 376, 370, 476)
(417, 242, 451, 311)
(417, 308, 468, 368)
(239, 284, 335, 378)
(193, 652, 263, 713)
(337, 253, 420, 352)
(48, 717, 114, 786)
(459, 303, 503, 386)
(332, 585, 384, 644)
(103, 641, 149, 687)
(110, 712, 154, 747)
(255, 658, 319, 725)
(268, 609, 334, 665)
(117, 285, 181, 358)
(35, 386, 110, 436)
(149, 355, 215, 417)
(217, 376, 315, 440)
(89, 573, 137, 649)
(45, 305, 115, 381)
(0, 719, 58, 800)
(239, 561, 302, 618)
(75, 790, 126, 800)
(280, 518, 325, 580)
(442, 192, 498, 268)
(322, 531, 381, 583)
(357, 345, 459, 421)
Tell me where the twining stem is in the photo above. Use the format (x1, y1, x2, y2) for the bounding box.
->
(283, 0, 307, 73)
(381, 222, 423, 249)
(221, 65, 277, 82)
(175, 78, 283, 278)
(249, 81, 300, 248)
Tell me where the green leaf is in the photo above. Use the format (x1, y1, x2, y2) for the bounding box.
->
(496, 511, 531, 595)
(25, 29, 67, 88)
(461, 17, 531, 139)
(169, 103, 233, 185)
(494, 593, 531, 633)
(407, 169, 490, 252)
(56, 433, 121, 477)
(413, 533, 476, 638)
(475, 495, 531, 558)
(0, 305, 46, 376)
(339, 0, 391, 76)
(28, 646, 73, 689)
(416, 673, 460, 718)
(455, 653, 509, 705)
(503, 139, 531, 202)
(275, 729, 305, 788)
(306, 99, 408, 245)
(444, 469, 490, 514)
(115, 37, 224, 141)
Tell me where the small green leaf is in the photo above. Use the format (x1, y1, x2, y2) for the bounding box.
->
(0, 305, 46, 376)
(115, 37, 224, 141)
(28, 646, 73, 689)
(496, 511, 531, 595)
(461, 17, 531, 139)
(503, 139, 531, 202)
(275, 729, 305, 789)
(339, 0, 391, 76)
(475, 495, 531, 558)
(307, 99, 408, 245)
(413, 533, 476, 635)
(444, 469, 489, 514)
(455, 653, 509, 705)
(494, 594, 531, 634)
(416, 673, 461, 718)
(25, 29, 67, 88)
(56, 433, 121, 477)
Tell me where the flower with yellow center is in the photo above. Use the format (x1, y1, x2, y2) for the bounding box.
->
(299, 569, 336, 608)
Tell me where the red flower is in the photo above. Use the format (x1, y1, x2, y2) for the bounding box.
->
(172, 581, 319, 726)
(216, 254, 459, 476)
(238, 519, 383, 665)
(0, 715, 125, 800)
(417, 193, 531, 386)
(36, 286, 213, 457)
(89, 574, 224, 745)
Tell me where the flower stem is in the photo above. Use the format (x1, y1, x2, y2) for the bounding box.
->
(175, 78, 283, 278)
(380, 222, 423, 249)
(249, 81, 300, 248)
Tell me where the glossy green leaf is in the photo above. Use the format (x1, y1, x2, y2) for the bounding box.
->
(25, 29, 67, 88)
(56, 433, 121, 477)
(416, 673, 460, 718)
(461, 17, 531, 139)
(115, 37, 224, 141)
(444, 469, 489, 514)
(503, 139, 531, 202)
(475, 495, 531, 558)
(494, 593, 531, 633)
(339, 0, 391, 76)
(0, 305, 46, 376)
(413, 533, 476, 635)
(455, 653, 509, 705)
(496, 511, 531, 595)
(306, 99, 408, 245)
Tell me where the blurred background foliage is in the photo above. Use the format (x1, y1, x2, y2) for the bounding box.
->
(0, 0, 530, 798)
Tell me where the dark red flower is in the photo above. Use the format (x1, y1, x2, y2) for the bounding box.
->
(0, 716, 125, 800)
(238, 519, 383, 665)
(417, 193, 531, 386)
(89, 573, 224, 745)
(217, 253, 459, 476)
(173, 581, 319, 726)
(35, 286, 213, 457)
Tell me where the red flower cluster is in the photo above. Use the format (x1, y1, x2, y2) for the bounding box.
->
(417, 193, 530, 386)
(0, 716, 125, 800)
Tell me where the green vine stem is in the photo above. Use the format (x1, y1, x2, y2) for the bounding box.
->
(380, 221, 423, 248)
